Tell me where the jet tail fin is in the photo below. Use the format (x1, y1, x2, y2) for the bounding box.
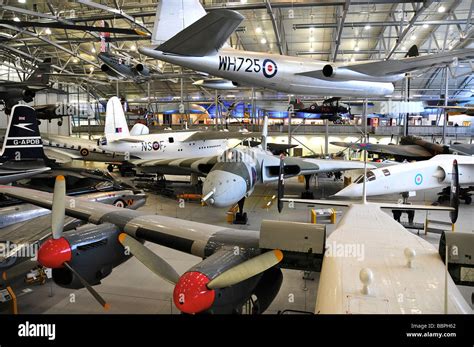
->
(151, 0, 207, 45)
(104, 97, 130, 141)
(157, 10, 244, 56)
(0, 105, 45, 162)
(405, 45, 419, 58)
(26, 58, 51, 85)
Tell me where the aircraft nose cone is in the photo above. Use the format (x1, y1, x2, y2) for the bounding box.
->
(203, 170, 247, 208)
(173, 271, 215, 314)
(38, 237, 72, 268)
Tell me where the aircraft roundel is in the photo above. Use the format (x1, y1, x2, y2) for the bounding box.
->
(414, 173, 423, 185)
(152, 141, 160, 151)
(80, 148, 89, 157)
(262, 59, 278, 78)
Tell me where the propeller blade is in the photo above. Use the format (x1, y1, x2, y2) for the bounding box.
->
(207, 249, 283, 289)
(118, 233, 180, 285)
(450, 159, 460, 224)
(51, 175, 66, 239)
(277, 155, 285, 213)
(1, 259, 39, 285)
(63, 262, 109, 311)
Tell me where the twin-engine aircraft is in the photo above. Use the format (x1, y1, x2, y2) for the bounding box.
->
(0, 176, 326, 314)
(140, 0, 474, 98)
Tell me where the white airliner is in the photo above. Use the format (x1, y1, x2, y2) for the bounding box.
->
(140, 0, 474, 98)
(335, 154, 474, 199)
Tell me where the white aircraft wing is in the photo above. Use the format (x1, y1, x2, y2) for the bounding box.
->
(283, 157, 375, 176)
(182, 131, 256, 142)
(281, 198, 455, 211)
(344, 49, 474, 76)
(299, 49, 474, 78)
(315, 202, 471, 314)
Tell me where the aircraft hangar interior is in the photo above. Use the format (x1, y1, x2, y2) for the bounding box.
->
(0, 0, 473, 340)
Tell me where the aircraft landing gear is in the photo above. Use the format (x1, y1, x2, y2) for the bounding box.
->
(233, 197, 248, 225)
(300, 175, 314, 199)
(107, 164, 114, 172)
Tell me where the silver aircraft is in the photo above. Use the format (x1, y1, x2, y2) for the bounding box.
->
(140, 0, 474, 98)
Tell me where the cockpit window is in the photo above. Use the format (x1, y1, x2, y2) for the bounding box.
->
(354, 170, 376, 184)
(382, 169, 390, 176)
(354, 175, 364, 184)
(366, 171, 376, 181)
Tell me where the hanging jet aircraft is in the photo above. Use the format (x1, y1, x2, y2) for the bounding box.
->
(332, 135, 474, 161)
(0, 104, 50, 184)
(139, 1, 474, 99)
(335, 154, 474, 204)
(278, 159, 473, 313)
(0, 58, 52, 114)
(0, 176, 327, 314)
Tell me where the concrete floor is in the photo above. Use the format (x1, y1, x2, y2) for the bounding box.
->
(12, 166, 474, 314)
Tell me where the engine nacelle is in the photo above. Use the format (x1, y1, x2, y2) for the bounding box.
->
(322, 64, 401, 83)
(174, 247, 275, 314)
(51, 223, 129, 289)
(135, 63, 150, 76)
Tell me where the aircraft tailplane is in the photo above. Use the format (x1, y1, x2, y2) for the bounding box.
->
(151, 0, 207, 46)
(157, 9, 244, 56)
(0, 105, 45, 162)
(104, 97, 130, 141)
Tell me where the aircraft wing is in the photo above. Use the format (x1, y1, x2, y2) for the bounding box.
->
(299, 49, 474, 78)
(342, 49, 474, 76)
(182, 131, 256, 142)
(134, 155, 219, 176)
(281, 198, 454, 211)
(331, 141, 433, 158)
(283, 157, 375, 177)
(110, 137, 144, 143)
(0, 185, 227, 255)
(450, 143, 474, 156)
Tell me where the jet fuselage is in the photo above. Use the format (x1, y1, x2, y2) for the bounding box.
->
(140, 47, 396, 97)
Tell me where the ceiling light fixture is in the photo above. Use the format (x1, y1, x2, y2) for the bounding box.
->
(260, 38, 267, 44)
(438, 5, 446, 13)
